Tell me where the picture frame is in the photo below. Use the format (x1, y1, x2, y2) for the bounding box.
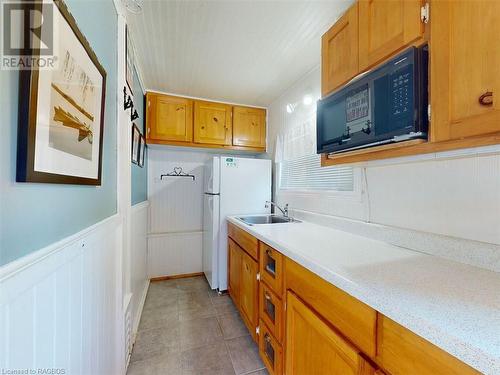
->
(138, 134, 146, 167)
(16, 0, 107, 185)
(131, 123, 140, 165)
(125, 25, 134, 94)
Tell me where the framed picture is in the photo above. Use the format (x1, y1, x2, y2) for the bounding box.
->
(138, 134, 146, 167)
(125, 25, 134, 94)
(16, 0, 106, 185)
(131, 124, 140, 165)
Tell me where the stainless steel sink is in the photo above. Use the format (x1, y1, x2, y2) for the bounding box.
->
(236, 215, 301, 225)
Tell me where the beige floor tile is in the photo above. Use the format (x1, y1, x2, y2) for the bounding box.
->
(127, 351, 182, 375)
(246, 369, 269, 375)
(179, 303, 217, 322)
(143, 292, 178, 312)
(210, 293, 233, 306)
(178, 290, 212, 310)
(181, 342, 235, 375)
(176, 276, 210, 291)
(179, 316, 223, 351)
(218, 313, 249, 340)
(131, 325, 180, 362)
(214, 301, 238, 316)
(138, 303, 179, 331)
(226, 335, 264, 375)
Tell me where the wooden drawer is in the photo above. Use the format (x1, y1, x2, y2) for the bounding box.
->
(259, 320, 283, 375)
(285, 258, 377, 357)
(259, 282, 283, 343)
(228, 222, 259, 260)
(377, 315, 479, 375)
(259, 242, 283, 296)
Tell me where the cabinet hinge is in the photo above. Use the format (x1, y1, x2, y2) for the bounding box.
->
(420, 3, 429, 24)
(427, 104, 431, 122)
(256, 272, 261, 281)
(256, 326, 260, 335)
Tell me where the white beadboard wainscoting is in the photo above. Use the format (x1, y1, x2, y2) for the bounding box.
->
(147, 148, 210, 278)
(147, 232, 203, 278)
(129, 202, 149, 351)
(0, 215, 123, 375)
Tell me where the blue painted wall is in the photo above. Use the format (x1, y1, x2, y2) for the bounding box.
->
(0, 0, 118, 266)
(131, 66, 148, 205)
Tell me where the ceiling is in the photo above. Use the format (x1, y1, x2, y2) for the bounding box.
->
(127, 0, 353, 107)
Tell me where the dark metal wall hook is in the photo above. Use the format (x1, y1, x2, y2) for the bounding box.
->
(123, 86, 133, 110)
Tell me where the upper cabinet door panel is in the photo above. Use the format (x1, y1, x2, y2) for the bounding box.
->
(321, 3, 359, 97)
(431, 0, 500, 142)
(232, 106, 266, 148)
(194, 101, 232, 145)
(358, 0, 424, 71)
(147, 94, 193, 142)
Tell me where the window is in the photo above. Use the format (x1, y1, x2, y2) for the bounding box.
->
(279, 154, 354, 192)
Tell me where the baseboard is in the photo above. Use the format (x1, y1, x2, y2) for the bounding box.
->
(150, 272, 204, 282)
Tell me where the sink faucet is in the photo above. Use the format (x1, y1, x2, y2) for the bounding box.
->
(266, 201, 289, 218)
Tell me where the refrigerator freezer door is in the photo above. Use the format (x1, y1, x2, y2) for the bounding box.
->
(217, 157, 271, 290)
(204, 156, 220, 194)
(203, 193, 219, 289)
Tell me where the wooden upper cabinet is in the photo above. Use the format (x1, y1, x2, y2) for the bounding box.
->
(285, 292, 376, 375)
(146, 93, 193, 142)
(194, 100, 232, 145)
(430, 0, 500, 142)
(358, 0, 425, 71)
(322, 3, 359, 97)
(232, 106, 266, 148)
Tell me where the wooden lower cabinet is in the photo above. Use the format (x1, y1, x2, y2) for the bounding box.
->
(376, 315, 479, 375)
(240, 251, 259, 340)
(228, 238, 242, 307)
(285, 291, 376, 375)
(227, 228, 479, 375)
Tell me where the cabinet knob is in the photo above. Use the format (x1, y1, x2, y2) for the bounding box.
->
(201, 126, 205, 130)
(478, 91, 493, 106)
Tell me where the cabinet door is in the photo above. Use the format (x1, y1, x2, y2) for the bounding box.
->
(194, 101, 232, 145)
(232, 106, 266, 148)
(321, 3, 359, 97)
(147, 93, 193, 142)
(240, 251, 259, 340)
(228, 238, 242, 307)
(430, 0, 500, 142)
(358, 0, 424, 71)
(285, 292, 376, 375)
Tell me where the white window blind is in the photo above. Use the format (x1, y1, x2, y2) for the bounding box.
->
(279, 154, 354, 191)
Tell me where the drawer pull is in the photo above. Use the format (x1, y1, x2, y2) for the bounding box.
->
(479, 91, 493, 106)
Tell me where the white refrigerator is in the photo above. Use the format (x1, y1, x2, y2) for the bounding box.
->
(203, 156, 271, 291)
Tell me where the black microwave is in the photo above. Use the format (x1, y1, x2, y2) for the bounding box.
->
(316, 45, 429, 154)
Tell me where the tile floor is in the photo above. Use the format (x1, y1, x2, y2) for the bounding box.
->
(127, 276, 268, 375)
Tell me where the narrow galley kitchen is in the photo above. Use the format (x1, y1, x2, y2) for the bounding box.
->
(1, 1, 500, 375)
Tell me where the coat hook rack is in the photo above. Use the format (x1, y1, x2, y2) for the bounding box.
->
(160, 167, 195, 181)
(131, 108, 139, 121)
(123, 86, 133, 110)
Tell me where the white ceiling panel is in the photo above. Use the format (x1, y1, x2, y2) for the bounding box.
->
(127, 0, 353, 107)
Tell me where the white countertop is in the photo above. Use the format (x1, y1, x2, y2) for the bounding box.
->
(227, 216, 500, 374)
